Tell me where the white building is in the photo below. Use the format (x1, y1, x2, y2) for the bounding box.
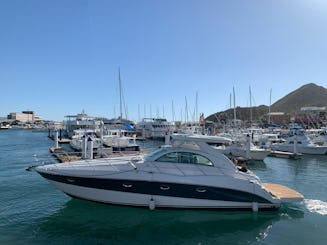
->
(8, 111, 35, 123)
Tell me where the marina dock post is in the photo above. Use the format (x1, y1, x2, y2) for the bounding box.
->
(246, 134, 251, 160)
(87, 137, 94, 160)
(55, 130, 59, 149)
(82, 136, 87, 159)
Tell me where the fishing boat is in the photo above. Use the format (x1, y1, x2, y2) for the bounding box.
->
(33, 134, 303, 210)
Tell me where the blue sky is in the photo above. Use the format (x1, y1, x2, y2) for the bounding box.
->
(1, 0, 327, 121)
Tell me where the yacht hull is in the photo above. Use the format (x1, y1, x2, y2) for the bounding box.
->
(38, 172, 280, 210)
(48, 180, 279, 210)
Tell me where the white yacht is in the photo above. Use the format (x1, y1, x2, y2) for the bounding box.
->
(219, 143, 271, 161)
(64, 112, 102, 138)
(271, 130, 327, 155)
(0, 124, 11, 129)
(215, 134, 271, 161)
(101, 129, 140, 152)
(136, 118, 175, 139)
(34, 134, 303, 210)
(311, 128, 327, 146)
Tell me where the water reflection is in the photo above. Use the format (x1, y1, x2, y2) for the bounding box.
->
(36, 199, 304, 244)
(248, 160, 267, 171)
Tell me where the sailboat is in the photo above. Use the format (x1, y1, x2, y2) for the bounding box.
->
(101, 68, 140, 152)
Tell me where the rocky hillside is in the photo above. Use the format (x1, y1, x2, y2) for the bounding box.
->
(271, 83, 327, 113)
(206, 83, 327, 123)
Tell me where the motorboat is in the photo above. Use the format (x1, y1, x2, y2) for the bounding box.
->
(70, 129, 102, 151)
(101, 129, 140, 152)
(218, 144, 271, 161)
(212, 134, 270, 161)
(0, 124, 11, 130)
(270, 130, 327, 155)
(311, 128, 327, 146)
(33, 134, 303, 210)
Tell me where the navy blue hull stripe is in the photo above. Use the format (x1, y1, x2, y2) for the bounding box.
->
(38, 172, 272, 204)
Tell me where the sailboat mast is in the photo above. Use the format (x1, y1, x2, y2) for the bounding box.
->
(196, 92, 198, 125)
(118, 68, 123, 120)
(185, 96, 188, 123)
(172, 100, 175, 122)
(233, 87, 236, 125)
(249, 86, 252, 126)
(268, 89, 272, 125)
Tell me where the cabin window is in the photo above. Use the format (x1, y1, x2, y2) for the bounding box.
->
(156, 152, 179, 163)
(179, 152, 193, 163)
(155, 152, 213, 166)
(194, 155, 213, 166)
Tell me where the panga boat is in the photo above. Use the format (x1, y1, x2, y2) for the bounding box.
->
(33, 134, 303, 210)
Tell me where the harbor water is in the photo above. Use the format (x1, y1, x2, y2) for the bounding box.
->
(1, 130, 327, 244)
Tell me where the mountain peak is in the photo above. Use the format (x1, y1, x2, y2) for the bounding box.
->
(271, 83, 327, 113)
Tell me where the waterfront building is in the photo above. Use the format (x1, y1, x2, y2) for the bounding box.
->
(7, 111, 35, 123)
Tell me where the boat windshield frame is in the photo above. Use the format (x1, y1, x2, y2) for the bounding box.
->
(144, 147, 168, 161)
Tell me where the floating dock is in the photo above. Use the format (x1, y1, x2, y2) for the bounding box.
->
(49, 147, 147, 163)
(269, 151, 302, 159)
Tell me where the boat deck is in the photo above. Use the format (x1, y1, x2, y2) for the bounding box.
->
(262, 183, 304, 203)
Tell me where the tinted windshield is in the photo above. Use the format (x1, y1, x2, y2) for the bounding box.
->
(155, 151, 213, 166)
(144, 148, 167, 161)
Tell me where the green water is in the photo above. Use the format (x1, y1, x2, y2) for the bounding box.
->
(0, 130, 326, 244)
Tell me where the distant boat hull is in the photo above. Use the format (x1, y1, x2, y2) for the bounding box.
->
(225, 148, 270, 161)
(271, 145, 327, 155)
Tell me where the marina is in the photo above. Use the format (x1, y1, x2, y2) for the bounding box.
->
(1, 129, 327, 244)
(2, 1, 327, 243)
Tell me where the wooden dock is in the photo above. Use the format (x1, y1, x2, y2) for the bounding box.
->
(49, 147, 148, 163)
(262, 183, 304, 202)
